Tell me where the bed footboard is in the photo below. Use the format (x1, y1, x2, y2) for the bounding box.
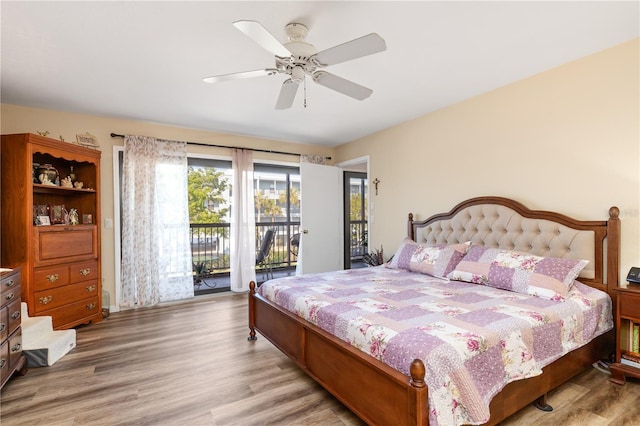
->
(248, 281, 430, 425)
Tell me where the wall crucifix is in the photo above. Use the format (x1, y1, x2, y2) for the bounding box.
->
(373, 178, 380, 195)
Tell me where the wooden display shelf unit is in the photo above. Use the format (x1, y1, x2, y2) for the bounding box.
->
(1, 133, 102, 330)
(609, 282, 640, 385)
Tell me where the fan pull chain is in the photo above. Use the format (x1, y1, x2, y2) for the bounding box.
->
(303, 76, 307, 108)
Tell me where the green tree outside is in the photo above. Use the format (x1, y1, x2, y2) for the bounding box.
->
(350, 192, 365, 221)
(255, 191, 282, 222)
(279, 186, 300, 210)
(188, 167, 229, 223)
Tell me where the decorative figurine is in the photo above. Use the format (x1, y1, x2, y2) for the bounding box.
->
(68, 209, 79, 225)
(36, 163, 59, 184)
(74, 181, 84, 189)
(39, 174, 54, 185)
(61, 176, 73, 187)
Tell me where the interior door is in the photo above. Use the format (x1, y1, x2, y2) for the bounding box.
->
(297, 162, 343, 274)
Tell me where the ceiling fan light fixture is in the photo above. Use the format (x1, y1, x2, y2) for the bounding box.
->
(291, 66, 305, 84)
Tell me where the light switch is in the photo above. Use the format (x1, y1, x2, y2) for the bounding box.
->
(104, 218, 113, 229)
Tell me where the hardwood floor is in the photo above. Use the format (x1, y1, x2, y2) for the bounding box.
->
(1, 293, 638, 426)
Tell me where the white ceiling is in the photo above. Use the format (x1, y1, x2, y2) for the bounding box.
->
(1, 1, 638, 147)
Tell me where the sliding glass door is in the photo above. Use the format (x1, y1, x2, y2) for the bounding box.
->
(343, 171, 367, 269)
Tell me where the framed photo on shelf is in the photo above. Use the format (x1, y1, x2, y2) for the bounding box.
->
(50, 205, 65, 224)
(35, 204, 48, 216)
(82, 214, 93, 224)
(37, 215, 51, 226)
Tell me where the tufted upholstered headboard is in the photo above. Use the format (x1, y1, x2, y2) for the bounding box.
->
(408, 196, 620, 297)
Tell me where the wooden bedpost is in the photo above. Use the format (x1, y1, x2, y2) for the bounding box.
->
(248, 281, 257, 341)
(408, 213, 415, 240)
(606, 207, 621, 314)
(409, 359, 426, 388)
(607, 206, 620, 288)
(408, 358, 429, 424)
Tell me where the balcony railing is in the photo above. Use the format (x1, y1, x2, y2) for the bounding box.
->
(190, 222, 300, 276)
(349, 220, 367, 259)
(190, 221, 367, 276)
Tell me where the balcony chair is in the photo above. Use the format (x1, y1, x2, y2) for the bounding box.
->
(256, 228, 276, 281)
(290, 233, 300, 257)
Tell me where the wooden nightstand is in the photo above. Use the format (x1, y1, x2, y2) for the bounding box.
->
(610, 282, 640, 385)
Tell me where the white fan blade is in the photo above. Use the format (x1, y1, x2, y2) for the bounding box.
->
(203, 69, 276, 83)
(275, 79, 299, 110)
(312, 33, 386, 66)
(312, 71, 373, 100)
(233, 20, 291, 58)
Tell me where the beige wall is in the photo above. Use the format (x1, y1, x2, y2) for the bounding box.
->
(335, 38, 640, 283)
(0, 105, 334, 308)
(2, 38, 638, 303)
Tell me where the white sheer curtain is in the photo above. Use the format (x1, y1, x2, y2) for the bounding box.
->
(230, 149, 256, 292)
(120, 135, 194, 308)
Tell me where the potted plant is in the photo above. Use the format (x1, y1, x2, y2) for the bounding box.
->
(363, 246, 384, 266)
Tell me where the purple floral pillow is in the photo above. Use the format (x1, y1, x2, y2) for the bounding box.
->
(446, 245, 588, 301)
(387, 238, 470, 279)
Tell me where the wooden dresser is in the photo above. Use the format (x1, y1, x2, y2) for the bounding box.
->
(1, 267, 26, 389)
(1, 133, 102, 329)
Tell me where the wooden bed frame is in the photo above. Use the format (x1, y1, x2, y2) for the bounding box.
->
(248, 196, 620, 425)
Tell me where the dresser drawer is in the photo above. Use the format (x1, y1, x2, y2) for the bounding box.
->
(619, 291, 640, 322)
(0, 271, 20, 300)
(43, 296, 100, 329)
(0, 339, 8, 386)
(8, 330, 22, 370)
(0, 307, 7, 343)
(1, 285, 20, 308)
(34, 265, 70, 291)
(7, 299, 21, 335)
(33, 226, 97, 266)
(69, 261, 98, 284)
(34, 280, 99, 314)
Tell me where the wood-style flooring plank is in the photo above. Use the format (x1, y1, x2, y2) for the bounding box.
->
(1, 293, 638, 425)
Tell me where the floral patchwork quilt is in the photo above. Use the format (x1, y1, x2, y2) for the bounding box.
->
(258, 266, 613, 425)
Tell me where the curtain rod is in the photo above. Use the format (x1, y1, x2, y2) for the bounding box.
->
(110, 133, 331, 160)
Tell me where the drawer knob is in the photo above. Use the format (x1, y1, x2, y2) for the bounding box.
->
(4, 279, 14, 287)
(0, 323, 5, 332)
(5, 292, 14, 301)
(86, 303, 96, 310)
(80, 268, 91, 276)
(11, 310, 20, 320)
(46, 274, 59, 283)
(39, 295, 53, 305)
(86, 285, 96, 292)
(0, 358, 6, 369)
(11, 343, 21, 353)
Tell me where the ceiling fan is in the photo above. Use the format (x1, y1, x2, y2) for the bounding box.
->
(203, 20, 386, 109)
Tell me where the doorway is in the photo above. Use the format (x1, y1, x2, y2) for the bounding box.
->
(343, 171, 368, 269)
